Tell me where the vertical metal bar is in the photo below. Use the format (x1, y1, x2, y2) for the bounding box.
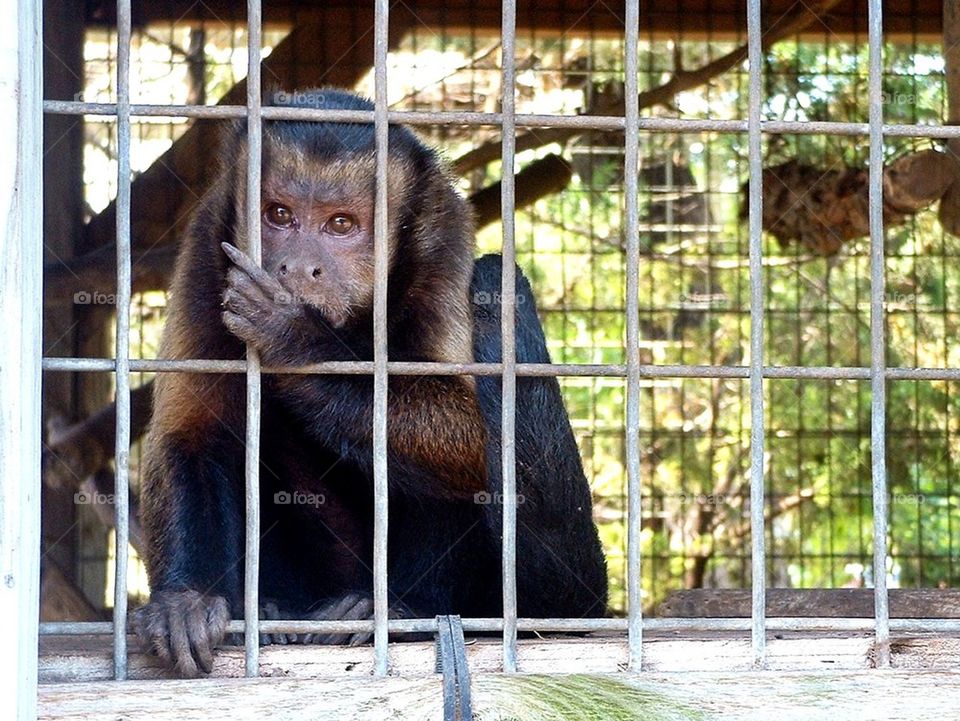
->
(244, 0, 263, 678)
(867, 0, 890, 667)
(113, 0, 132, 681)
(372, 0, 391, 679)
(745, 0, 767, 667)
(499, 0, 519, 673)
(623, 0, 643, 672)
(0, 0, 42, 715)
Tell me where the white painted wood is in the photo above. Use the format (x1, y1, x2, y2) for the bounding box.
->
(0, 1, 44, 719)
(38, 632, 960, 683)
(36, 670, 960, 721)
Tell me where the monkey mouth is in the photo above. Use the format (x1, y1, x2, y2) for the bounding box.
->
(286, 289, 350, 329)
(275, 276, 355, 330)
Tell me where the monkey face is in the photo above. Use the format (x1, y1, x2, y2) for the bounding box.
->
(256, 150, 383, 329)
(249, 140, 417, 330)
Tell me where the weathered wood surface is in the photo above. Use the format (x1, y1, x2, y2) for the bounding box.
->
(659, 588, 960, 618)
(39, 631, 960, 685)
(38, 670, 960, 721)
(1, 1, 43, 720)
(82, 0, 946, 39)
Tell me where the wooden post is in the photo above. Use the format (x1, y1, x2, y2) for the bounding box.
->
(0, 0, 43, 719)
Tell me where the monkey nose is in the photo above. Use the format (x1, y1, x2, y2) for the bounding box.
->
(277, 263, 322, 282)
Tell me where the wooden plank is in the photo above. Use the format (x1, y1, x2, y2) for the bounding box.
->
(0, 0, 44, 719)
(38, 631, 960, 683)
(84, 0, 944, 39)
(38, 670, 960, 720)
(659, 589, 960, 618)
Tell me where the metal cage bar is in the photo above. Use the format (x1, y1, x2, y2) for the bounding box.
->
(39, 356, 960, 382)
(867, 0, 891, 668)
(111, 0, 132, 682)
(39, 615, 960, 637)
(746, 0, 766, 668)
(373, 0, 391, 678)
(38, 100, 960, 140)
(243, 0, 264, 678)
(624, 0, 643, 672)
(499, 0, 519, 674)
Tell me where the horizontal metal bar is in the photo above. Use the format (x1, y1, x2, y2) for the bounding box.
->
(39, 100, 960, 139)
(39, 617, 960, 637)
(40, 357, 960, 381)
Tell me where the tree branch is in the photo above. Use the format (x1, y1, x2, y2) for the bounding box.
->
(43, 383, 153, 491)
(44, 243, 178, 306)
(468, 153, 573, 227)
(452, 0, 845, 176)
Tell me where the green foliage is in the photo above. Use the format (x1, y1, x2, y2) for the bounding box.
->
(479, 37, 960, 610)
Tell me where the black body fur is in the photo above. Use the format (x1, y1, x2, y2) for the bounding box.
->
(135, 89, 607, 677)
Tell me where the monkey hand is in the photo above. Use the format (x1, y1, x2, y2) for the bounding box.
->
(221, 242, 314, 364)
(132, 589, 230, 678)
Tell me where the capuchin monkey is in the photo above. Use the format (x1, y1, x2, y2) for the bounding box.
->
(133, 88, 607, 677)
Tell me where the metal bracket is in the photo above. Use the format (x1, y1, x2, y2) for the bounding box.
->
(435, 615, 473, 721)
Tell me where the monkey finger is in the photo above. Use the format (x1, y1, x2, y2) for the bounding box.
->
(185, 611, 215, 676)
(190, 594, 228, 673)
(225, 268, 273, 308)
(222, 311, 259, 345)
(222, 285, 263, 323)
(133, 605, 173, 667)
(344, 597, 376, 646)
(205, 595, 230, 644)
(308, 594, 374, 645)
(166, 605, 200, 678)
(222, 243, 285, 296)
(347, 630, 373, 646)
(259, 601, 294, 645)
(265, 611, 298, 645)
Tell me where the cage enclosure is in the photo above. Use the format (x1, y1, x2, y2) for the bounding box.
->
(2, 0, 960, 719)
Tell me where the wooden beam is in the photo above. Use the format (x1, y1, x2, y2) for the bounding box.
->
(469, 154, 573, 228)
(41, 0, 87, 595)
(35, 641, 960, 719)
(44, 244, 177, 307)
(659, 589, 960, 619)
(43, 383, 153, 492)
(83, 0, 944, 39)
(0, 0, 43, 718)
(38, 631, 960, 684)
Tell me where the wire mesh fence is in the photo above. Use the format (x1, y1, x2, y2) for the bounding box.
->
(30, 0, 960, 681)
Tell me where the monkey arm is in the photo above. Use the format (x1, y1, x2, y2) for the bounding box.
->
(280, 372, 488, 498)
(220, 242, 487, 498)
(140, 430, 247, 601)
(136, 374, 248, 677)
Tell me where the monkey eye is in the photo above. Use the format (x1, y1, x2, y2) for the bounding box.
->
(325, 213, 357, 236)
(264, 203, 296, 228)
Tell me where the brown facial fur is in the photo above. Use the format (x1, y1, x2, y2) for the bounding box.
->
(228, 140, 420, 331)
